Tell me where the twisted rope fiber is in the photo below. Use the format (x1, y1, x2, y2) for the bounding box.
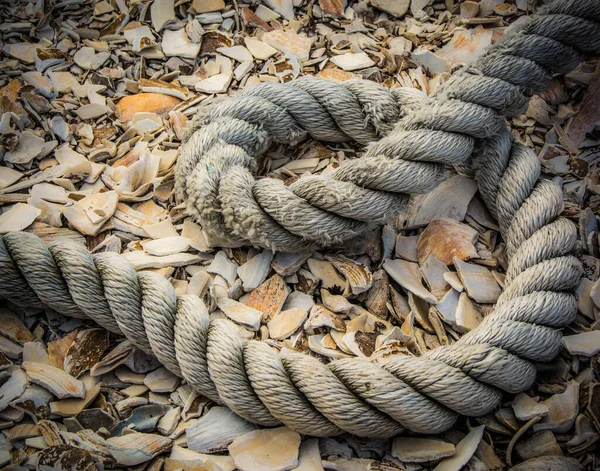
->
(0, 0, 597, 437)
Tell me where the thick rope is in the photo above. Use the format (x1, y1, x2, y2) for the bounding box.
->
(0, 0, 596, 437)
(176, 0, 600, 253)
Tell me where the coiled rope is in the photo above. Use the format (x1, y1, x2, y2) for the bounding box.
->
(0, 0, 598, 437)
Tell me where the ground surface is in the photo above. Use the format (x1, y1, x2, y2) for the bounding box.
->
(0, 0, 599, 470)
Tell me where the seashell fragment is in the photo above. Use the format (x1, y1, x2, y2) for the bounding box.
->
(515, 430, 563, 461)
(383, 259, 437, 304)
(534, 381, 579, 433)
(0, 309, 35, 345)
(308, 334, 352, 359)
(304, 305, 346, 334)
(294, 439, 322, 471)
(325, 255, 373, 295)
(62, 191, 118, 236)
(392, 437, 455, 462)
(512, 393, 550, 421)
(268, 308, 309, 340)
(421, 256, 450, 300)
(562, 331, 600, 356)
(166, 445, 235, 471)
(508, 456, 583, 471)
(272, 252, 311, 277)
(453, 257, 501, 304)
(217, 298, 264, 331)
(22, 361, 86, 399)
(123, 251, 211, 270)
(207, 251, 239, 285)
(141, 236, 191, 256)
(49, 375, 101, 417)
(417, 219, 479, 266)
(405, 175, 478, 229)
(307, 259, 346, 293)
(187, 406, 256, 453)
(395, 234, 419, 262)
(0, 369, 29, 411)
(0, 203, 41, 234)
(144, 367, 181, 393)
(107, 432, 172, 466)
(64, 328, 109, 378)
(228, 426, 301, 471)
(433, 425, 485, 471)
(0, 166, 23, 190)
(238, 250, 274, 291)
(247, 274, 290, 323)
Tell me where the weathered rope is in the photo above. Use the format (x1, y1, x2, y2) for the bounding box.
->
(176, 0, 600, 253)
(0, 0, 597, 437)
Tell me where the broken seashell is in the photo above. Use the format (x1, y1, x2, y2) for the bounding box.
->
(282, 291, 314, 312)
(107, 432, 172, 466)
(421, 256, 450, 300)
(11, 382, 53, 422)
(62, 191, 118, 236)
(0, 203, 41, 235)
(453, 292, 484, 333)
(4, 131, 46, 164)
(22, 361, 86, 399)
(392, 437, 455, 462)
(122, 251, 209, 270)
(0, 369, 29, 411)
(515, 430, 563, 461)
(157, 406, 180, 436)
(453, 257, 501, 304)
(238, 250, 274, 292)
(272, 252, 311, 277)
(166, 445, 235, 471)
(141, 236, 191, 256)
(508, 456, 583, 471)
(304, 305, 346, 334)
(308, 333, 352, 359)
(512, 393, 550, 422)
(562, 331, 600, 356)
(102, 145, 161, 197)
(245, 37, 278, 60)
(49, 374, 101, 417)
(444, 271, 464, 292)
(533, 380, 579, 434)
(64, 328, 109, 378)
(144, 367, 181, 393)
(0, 309, 35, 345)
(417, 219, 479, 266)
(330, 52, 376, 71)
(408, 292, 435, 333)
(0, 167, 23, 190)
(365, 269, 389, 319)
(268, 308, 309, 340)
(247, 274, 290, 323)
(217, 298, 264, 331)
(207, 251, 239, 285)
(433, 425, 485, 471)
(321, 289, 355, 314)
(566, 414, 599, 454)
(228, 426, 301, 471)
(383, 259, 437, 304)
(405, 175, 478, 229)
(326, 255, 373, 296)
(342, 330, 380, 357)
(187, 407, 256, 453)
(307, 258, 346, 293)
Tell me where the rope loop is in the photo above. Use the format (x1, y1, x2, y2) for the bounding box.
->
(0, 0, 597, 436)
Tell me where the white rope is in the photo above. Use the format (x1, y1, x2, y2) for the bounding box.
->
(0, 0, 597, 437)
